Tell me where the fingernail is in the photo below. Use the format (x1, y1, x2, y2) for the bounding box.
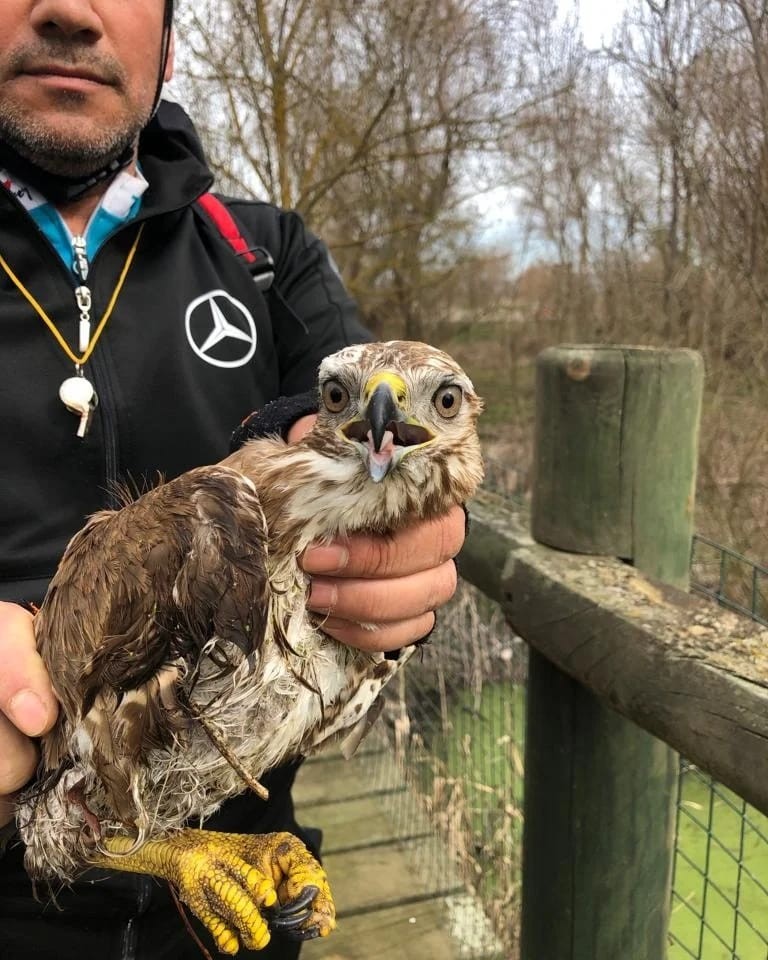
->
(308, 580, 338, 612)
(8, 690, 49, 736)
(302, 545, 349, 574)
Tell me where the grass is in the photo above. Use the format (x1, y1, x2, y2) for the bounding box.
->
(403, 680, 526, 956)
(441, 681, 526, 812)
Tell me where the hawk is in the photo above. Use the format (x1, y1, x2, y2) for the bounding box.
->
(17, 340, 484, 954)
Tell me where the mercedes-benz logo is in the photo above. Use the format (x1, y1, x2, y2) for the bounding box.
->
(184, 289, 258, 368)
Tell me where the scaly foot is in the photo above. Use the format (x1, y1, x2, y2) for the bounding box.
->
(93, 829, 336, 954)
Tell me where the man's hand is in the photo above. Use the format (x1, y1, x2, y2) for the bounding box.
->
(0, 602, 58, 828)
(301, 505, 466, 652)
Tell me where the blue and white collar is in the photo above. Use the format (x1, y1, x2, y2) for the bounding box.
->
(1, 167, 148, 268)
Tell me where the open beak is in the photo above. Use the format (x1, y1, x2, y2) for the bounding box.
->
(367, 381, 401, 453)
(341, 373, 434, 482)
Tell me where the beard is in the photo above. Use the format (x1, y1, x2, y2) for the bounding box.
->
(0, 40, 154, 178)
(0, 100, 149, 178)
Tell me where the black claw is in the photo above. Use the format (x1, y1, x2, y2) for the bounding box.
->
(269, 910, 313, 931)
(279, 886, 319, 915)
(266, 884, 320, 934)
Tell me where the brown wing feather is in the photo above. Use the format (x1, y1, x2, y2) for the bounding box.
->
(36, 466, 271, 815)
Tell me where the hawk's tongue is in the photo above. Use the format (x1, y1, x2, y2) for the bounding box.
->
(367, 430, 395, 482)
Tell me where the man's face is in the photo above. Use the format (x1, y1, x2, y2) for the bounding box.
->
(0, 0, 173, 178)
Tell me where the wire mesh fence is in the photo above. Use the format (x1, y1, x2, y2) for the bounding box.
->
(691, 535, 768, 628)
(668, 540, 768, 959)
(358, 493, 768, 959)
(669, 765, 768, 959)
(362, 583, 526, 958)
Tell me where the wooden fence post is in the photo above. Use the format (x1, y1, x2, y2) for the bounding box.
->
(519, 345, 704, 960)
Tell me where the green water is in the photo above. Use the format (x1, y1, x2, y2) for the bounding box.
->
(432, 682, 768, 959)
(669, 776, 768, 959)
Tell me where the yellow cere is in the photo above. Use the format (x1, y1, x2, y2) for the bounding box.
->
(363, 371, 408, 406)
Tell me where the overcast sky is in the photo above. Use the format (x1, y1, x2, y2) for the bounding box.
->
(571, 0, 628, 47)
(470, 2, 632, 259)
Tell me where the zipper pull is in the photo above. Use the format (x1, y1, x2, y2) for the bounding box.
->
(72, 235, 92, 353)
(72, 235, 89, 283)
(75, 286, 92, 352)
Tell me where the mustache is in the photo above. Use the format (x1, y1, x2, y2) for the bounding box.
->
(7, 41, 125, 86)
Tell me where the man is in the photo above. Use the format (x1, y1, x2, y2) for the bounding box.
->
(0, 1, 466, 957)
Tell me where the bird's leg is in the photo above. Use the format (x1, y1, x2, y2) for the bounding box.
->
(65, 779, 103, 840)
(88, 829, 335, 955)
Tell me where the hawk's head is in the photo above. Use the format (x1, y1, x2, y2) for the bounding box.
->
(303, 341, 484, 518)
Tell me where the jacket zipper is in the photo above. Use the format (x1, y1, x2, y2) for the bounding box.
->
(89, 344, 121, 505)
(120, 874, 153, 960)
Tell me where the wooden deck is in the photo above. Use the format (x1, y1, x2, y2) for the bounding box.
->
(292, 747, 501, 959)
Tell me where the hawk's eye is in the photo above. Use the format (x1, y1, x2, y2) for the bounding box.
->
(322, 380, 350, 413)
(433, 385, 463, 419)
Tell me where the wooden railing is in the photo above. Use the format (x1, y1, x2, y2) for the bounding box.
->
(462, 489, 768, 815)
(457, 346, 768, 960)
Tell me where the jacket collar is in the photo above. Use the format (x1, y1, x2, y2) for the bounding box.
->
(135, 100, 215, 218)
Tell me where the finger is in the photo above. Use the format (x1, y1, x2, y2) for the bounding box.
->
(0, 603, 58, 737)
(319, 612, 436, 653)
(286, 414, 317, 444)
(301, 504, 466, 579)
(0, 711, 39, 796)
(308, 560, 457, 624)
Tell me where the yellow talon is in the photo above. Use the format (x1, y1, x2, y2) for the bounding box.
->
(87, 828, 335, 953)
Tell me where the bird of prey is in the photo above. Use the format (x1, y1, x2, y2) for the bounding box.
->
(18, 340, 484, 955)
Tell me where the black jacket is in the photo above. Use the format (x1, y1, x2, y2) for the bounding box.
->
(0, 99, 370, 604)
(0, 102, 370, 959)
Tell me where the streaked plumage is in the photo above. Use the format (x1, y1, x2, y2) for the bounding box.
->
(19, 340, 484, 901)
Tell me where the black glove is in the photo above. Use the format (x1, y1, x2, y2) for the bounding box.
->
(230, 390, 319, 452)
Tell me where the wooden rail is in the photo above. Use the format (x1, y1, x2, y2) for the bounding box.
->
(460, 488, 768, 815)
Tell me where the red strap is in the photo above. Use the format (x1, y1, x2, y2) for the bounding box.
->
(196, 192, 256, 263)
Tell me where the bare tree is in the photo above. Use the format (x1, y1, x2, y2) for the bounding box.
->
(507, 0, 768, 555)
(176, 0, 518, 336)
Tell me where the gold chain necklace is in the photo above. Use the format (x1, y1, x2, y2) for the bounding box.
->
(0, 223, 144, 437)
